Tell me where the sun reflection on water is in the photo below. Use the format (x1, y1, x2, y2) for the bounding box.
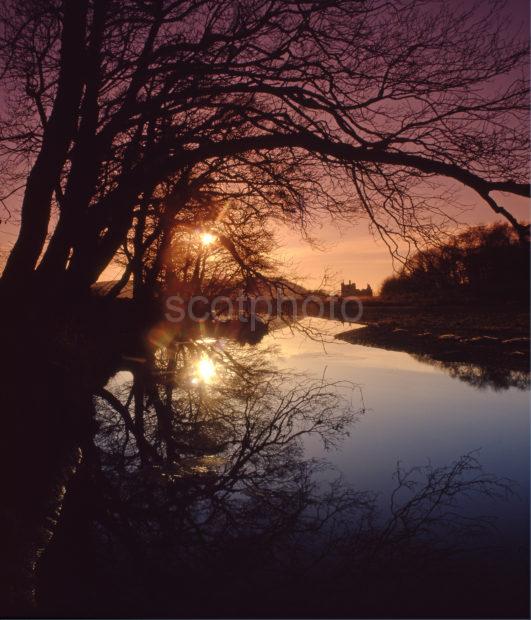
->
(192, 354, 217, 385)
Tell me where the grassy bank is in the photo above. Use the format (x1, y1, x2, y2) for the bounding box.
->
(336, 302, 529, 370)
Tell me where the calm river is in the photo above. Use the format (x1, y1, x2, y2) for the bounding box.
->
(267, 319, 529, 538)
(31, 316, 529, 618)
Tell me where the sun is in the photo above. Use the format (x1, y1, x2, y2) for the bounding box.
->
(200, 232, 216, 246)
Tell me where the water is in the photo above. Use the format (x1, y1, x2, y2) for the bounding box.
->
(10, 317, 528, 617)
(268, 319, 529, 519)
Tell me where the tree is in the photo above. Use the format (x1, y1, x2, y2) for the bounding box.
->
(106, 161, 288, 302)
(380, 222, 530, 301)
(0, 0, 528, 301)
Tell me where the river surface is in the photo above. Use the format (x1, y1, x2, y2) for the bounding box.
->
(27, 317, 530, 618)
(266, 320, 530, 536)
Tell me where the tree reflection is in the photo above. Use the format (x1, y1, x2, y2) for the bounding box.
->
(412, 354, 530, 391)
(31, 335, 524, 618)
(95, 337, 358, 505)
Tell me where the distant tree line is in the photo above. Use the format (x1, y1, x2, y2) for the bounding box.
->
(380, 223, 530, 303)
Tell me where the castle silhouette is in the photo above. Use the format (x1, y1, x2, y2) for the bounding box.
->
(340, 280, 373, 297)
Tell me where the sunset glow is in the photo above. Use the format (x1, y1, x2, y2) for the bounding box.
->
(1, 0, 529, 615)
(200, 232, 216, 246)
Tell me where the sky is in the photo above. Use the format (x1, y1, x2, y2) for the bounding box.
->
(271, 0, 531, 293)
(273, 191, 530, 294)
(0, 0, 529, 293)
(97, 191, 529, 293)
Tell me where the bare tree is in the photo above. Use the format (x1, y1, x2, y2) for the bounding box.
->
(381, 222, 530, 299)
(0, 0, 528, 300)
(107, 162, 285, 301)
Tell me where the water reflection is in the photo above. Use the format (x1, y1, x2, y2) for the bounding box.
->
(27, 331, 527, 617)
(193, 353, 217, 384)
(334, 322, 530, 391)
(96, 338, 358, 481)
(411, 354, 530, 391)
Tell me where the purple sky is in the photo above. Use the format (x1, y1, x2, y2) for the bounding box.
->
(1, 0, 530, 292)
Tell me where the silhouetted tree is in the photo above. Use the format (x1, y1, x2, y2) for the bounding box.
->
(0, 0, 528, 302)
(109, 187, 280, 302)
(380, 222, 530, 301)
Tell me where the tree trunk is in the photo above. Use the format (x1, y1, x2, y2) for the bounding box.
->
(35, 0, 108, 294)
(0, 0, 88, 292)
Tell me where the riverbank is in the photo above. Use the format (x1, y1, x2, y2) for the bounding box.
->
(336, 303, 529, 369)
